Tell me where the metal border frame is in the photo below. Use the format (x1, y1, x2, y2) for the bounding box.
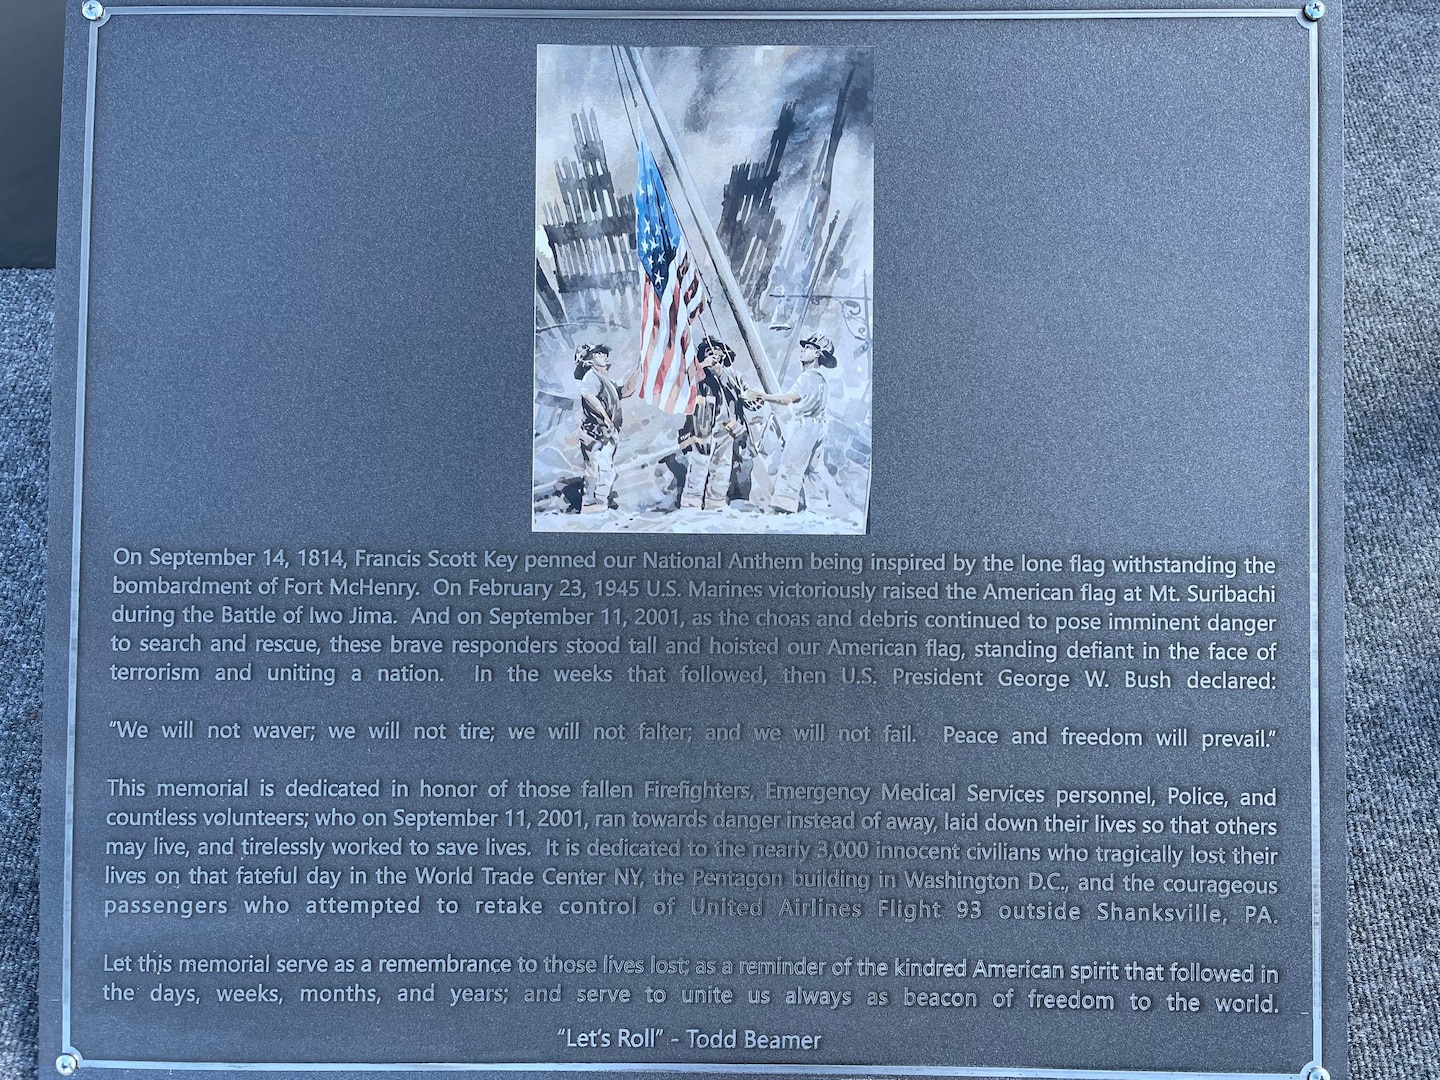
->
(59, 6, 1327, 1078)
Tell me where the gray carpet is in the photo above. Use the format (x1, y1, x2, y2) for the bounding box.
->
(2, 0, 1437, 1074)
(0, 268, 48, 1080)
(1342, 0, 1440, 1071)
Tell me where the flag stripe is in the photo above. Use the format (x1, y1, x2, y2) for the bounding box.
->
(653, 255, 685, 398)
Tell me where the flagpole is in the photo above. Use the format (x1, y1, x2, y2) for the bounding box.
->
(622, 46, 779, 395)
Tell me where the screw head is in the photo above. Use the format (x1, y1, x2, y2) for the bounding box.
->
(1302, 0, 1325, 19)
(55, 1055, 79, 1077)
(81, 0, 104, 19)
(1305, 1067, 1331, 1080)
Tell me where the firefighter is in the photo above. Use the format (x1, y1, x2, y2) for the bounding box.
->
(573, 343, 632, 512)
(677, 336, 757, 510)
(755, 332, 837, 514)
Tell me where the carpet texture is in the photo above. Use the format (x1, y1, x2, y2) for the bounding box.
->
(1342, 0, 1440, 1073)
(2, 0, 1437, 1074)
(0, 268, 50, 1079)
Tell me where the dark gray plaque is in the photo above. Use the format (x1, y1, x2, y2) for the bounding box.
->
(41, 2, 1345, 1078)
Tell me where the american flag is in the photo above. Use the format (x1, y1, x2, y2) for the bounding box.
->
(635, 137, 706, 414)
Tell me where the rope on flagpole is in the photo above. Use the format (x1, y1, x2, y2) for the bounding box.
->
(618, 45, 641, 111)
(609, 45, 642, 151)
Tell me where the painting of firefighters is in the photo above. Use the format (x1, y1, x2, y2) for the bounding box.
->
(533, 45, 874, 533)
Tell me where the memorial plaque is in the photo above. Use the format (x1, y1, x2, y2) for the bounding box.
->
(40, 2, 1345, 1077)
